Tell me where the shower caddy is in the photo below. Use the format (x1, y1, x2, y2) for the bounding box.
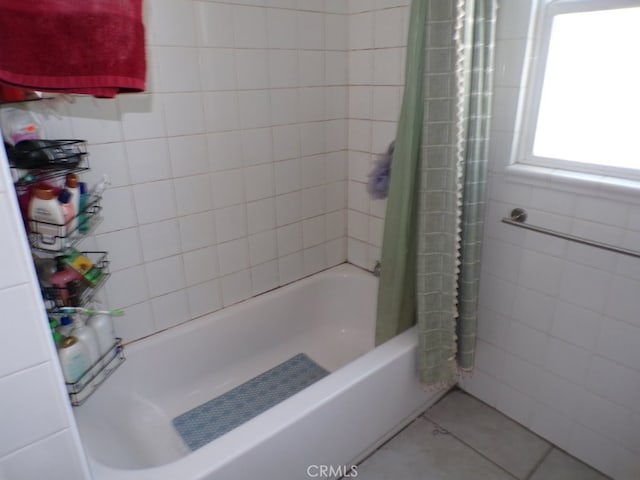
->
(10, 139, 125, 406)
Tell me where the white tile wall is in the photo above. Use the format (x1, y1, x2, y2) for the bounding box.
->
(11, 1, 351, 349)
(458, 1, 640, 478)
(345, 0, 410, 271)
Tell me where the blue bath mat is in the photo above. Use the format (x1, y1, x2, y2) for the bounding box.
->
(172, 353, 329, 451)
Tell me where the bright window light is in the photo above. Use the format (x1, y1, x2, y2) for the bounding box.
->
(533, 6, 640, 171)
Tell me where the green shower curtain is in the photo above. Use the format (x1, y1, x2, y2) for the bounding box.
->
(375, 0, 497, 386)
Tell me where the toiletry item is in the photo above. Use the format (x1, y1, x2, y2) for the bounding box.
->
(57, 189, 75, 231)
(71, 316, 101, 382)
(65, 174, 80, 233)
(17, 188, 32, 231)
(48, 266, 83, 306)
(59, 307, 124, 316)
(57, 315, 74, 337)
(57, 336, 90, 384)
(78, 182, 88, 233)
(28, 185, 65, 250)
(49, 318, 63, 346)
(33, 255, 57, 287)
(0, 107, 41, 145)
(88, 313, 116, 359)
(63, 249, 103, 287)
(92, 174, 110, 198)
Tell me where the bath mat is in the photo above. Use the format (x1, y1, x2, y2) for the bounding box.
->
(172, 353, 329, 451)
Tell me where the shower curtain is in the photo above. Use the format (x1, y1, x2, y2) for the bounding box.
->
(375, 0, 497, 386)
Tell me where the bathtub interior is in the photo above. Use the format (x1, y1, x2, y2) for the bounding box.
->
(74, 266, 379, 470)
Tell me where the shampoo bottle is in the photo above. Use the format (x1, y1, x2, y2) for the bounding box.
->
(78, 182, 89, 233)
(70, 316, 100, 381)
(88, 314, 116, 360)
(65, 174, 80, 233)
(29, 185, 65, 250)
(56, 315, 74, 337)
(57, 336, 90, 385)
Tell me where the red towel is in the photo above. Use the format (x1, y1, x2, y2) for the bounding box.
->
(0, 0, 146, 98)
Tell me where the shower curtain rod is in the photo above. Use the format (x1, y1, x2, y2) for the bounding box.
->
(501, 208, 640, 260)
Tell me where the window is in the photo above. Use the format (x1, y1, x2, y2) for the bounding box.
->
(520, 1, 640, 177)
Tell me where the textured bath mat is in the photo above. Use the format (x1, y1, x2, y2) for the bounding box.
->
(172, 353, 329, 451)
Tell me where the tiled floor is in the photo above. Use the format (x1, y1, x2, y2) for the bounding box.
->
(356, 390, 611, 480)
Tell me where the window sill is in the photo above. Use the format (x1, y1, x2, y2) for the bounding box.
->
(505, 163, 640, 204)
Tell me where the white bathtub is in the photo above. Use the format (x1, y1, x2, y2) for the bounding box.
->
(75, 264, 445, 480)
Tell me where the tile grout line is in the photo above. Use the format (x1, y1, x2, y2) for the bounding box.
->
(523, 444, 554, 480)
(420, 415, 520, 480)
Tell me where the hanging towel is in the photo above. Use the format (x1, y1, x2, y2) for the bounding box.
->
(0, 0, 146, 98)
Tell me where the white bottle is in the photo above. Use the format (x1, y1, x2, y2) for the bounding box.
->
(65, 174, 80, 234)
(57, 336, 91, 385)
(88, 314, 116, 360)
(71, 316, 101, 383)
(29, 185, 65, 250)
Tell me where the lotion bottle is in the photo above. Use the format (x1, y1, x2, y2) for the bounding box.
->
(70, 316, 101, 382)
(88, 314, 116, 360)
(57, 336, 90, 385)
(29, 185, 65, 250)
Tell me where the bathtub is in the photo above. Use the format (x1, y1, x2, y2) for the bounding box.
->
(75, 264, 445, 480)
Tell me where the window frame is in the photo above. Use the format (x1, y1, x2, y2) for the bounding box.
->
(516, 0, 640, 180)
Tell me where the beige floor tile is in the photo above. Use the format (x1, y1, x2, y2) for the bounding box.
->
(530, 448, 612, 480)
(355, 417, 515, 480)
(424, 390, 550, 479)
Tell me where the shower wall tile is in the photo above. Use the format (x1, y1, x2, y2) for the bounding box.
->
(162, 92, 206, 136)
(250, 260, 280, 295)
(152, 289, 191, 331)
(126, 139, 172, 183)
(95, 228, 143, 272)
(138, 219, 182, 262)
(0, 363, 69, 458)
(148, 0, 197, 46)
(249, 230, 278, 266)
(155, 47, 201, 92)
(188, 280, 222, 319)
(345, 2, 409, 271)
(221, 270, 252, 307)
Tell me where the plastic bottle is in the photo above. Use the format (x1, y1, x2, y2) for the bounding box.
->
(33, 255, 57, 288)
(65, 174, 80, 233)
(57, 189, 75, 233)
(0, 107, 41, 145)
(48, 265, 83, 306)
(57, 336, 90, 385)
(78, 182, 89, 233)
(88, 314, 116, 360)
(56, 315, 75, 337)
(28, 185, 65, 250)
(71, 317, 100, 368)
(49, 318, 63, 346)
